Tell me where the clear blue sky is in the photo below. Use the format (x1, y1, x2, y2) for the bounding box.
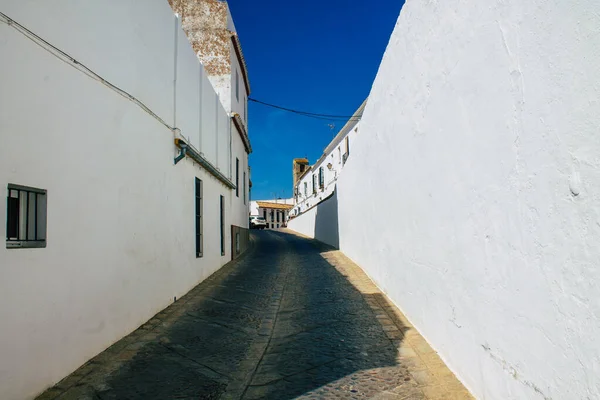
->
(228, 0, 405, 200)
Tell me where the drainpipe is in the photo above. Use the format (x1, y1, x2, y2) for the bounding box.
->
(174, 143, 188, 165)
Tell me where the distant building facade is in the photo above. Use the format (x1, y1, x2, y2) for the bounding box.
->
(250, 199, 294, 229)
(290, 100, 366, 218)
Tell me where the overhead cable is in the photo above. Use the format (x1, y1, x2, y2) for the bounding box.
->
(248, 98, 362, 121)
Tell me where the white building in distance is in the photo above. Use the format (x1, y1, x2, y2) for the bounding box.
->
(289, 100, 366, 218)
(250, 199, 294, 229)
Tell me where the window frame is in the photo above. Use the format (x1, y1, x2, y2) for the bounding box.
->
(220, 195, 225, 256)
(195, 178, 203, 258)
(6, 183, 47, 249)
(243, 170, 246, 204)
(319, 167, 324, 189)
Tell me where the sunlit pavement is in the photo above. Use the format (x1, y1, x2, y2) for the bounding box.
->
(38, 230, 472, 400)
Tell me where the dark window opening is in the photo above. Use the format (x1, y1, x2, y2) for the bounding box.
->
(6, 184, 47, 249)
(220, 195, 225, 256)
(195, 178, 203, 257)
(243, 171, 246, 204)
(276, 211, 280, 222)
(319, 167, 324, 189)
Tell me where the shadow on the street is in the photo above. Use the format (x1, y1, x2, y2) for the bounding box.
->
(239, 230, 408, 399)
(38, 230, 409, 400)
(313, 186, 340, 248)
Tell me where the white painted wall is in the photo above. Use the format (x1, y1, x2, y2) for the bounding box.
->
(230, 42, 249, 128)
(231, 126, 250, 228)
(336, 1, 600, 399)
(0, 1, 249, 399)
(287, 190, 339, 248)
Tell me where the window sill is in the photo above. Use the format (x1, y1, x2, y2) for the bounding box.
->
(7, 240, 46, 249)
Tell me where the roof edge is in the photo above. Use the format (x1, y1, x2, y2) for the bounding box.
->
(230, 33, 251, 95)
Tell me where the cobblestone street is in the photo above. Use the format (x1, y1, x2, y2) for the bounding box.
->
(38, 230, 472, 400)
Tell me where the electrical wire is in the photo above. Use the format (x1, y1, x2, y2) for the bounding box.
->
(0, 11, 240, 186)
(248, 98, 362, 121)
(0, 11, 362, 129)
(0, 11, 176, 133)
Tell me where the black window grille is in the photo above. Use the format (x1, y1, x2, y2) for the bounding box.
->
(319, 167, 324, 189)
(6, 184, 47, 248)
(220, 195, 225, 256)
(195, 178, 203, 257)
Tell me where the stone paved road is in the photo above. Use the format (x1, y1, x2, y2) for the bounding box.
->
(38, 230, 473, 400)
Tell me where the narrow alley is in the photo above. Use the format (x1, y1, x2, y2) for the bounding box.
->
(38, 231, 471, 400)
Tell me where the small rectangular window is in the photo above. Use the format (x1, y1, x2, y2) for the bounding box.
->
(263, 209, 267, 220)
(236, 158, 239, 197)
(195, 178, 203, 257)
(319, 167, 324, 189)
(276, 211, 280, 222)
(6, 184, 47, 249)
(243, 171, 246, 204)
(304, 182, 307, 197)
(312, 174, 317, 194)
(220, 195, 225, 256)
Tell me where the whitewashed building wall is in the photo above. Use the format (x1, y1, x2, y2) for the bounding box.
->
(287, 102, 364, 241)
(0, 1, 249, 399)
(336, 1, 600, 399)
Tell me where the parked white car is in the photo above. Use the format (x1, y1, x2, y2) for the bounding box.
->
(249, 216, 267, 229)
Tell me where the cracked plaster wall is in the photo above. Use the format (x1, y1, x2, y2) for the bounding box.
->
(336, 1, 600, 399)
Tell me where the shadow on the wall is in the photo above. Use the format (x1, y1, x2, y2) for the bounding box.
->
(37, 230, 413, 400)
(314, 186, 340, 248)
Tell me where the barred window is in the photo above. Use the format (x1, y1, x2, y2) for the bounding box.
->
(6, 184, 47, 249)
